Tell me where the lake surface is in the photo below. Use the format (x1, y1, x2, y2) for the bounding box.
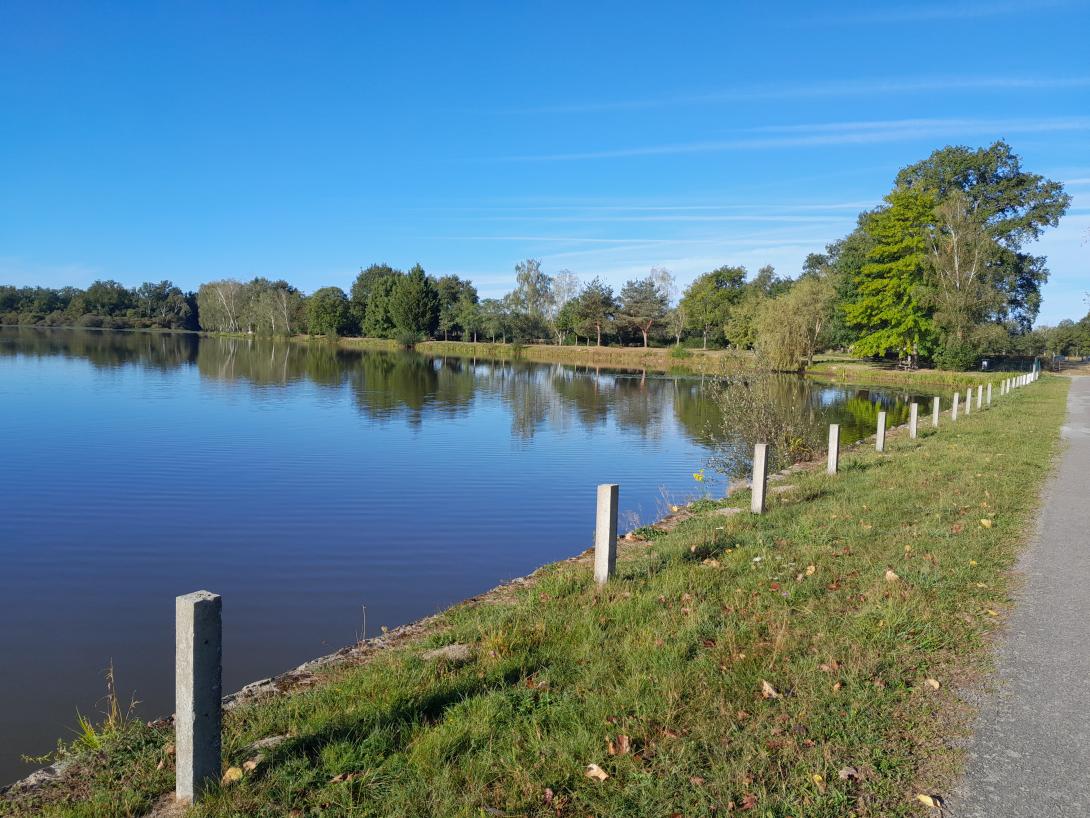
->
(0, 327, 937, 783)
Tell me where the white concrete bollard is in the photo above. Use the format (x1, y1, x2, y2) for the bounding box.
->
(952, 392, 960, 421)
(976, 385, 983, 409)
(827, 424, 840, 475)
(594, 484, 619, 585)
(932, 395, 941, 427)
(751, 443, 768, 514)
(876, 411, 887, 452)
(987, 383, 992, 406)
(964, 388, 971, 415)
(909, 402, 918, 439)
(176, 591, 222, 805)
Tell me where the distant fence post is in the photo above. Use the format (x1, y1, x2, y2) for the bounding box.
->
(987, 383, 992, 406)
(827, 424, 840, 475)
(176, 591, 222, 805)
(751, 443, 768, 514)
(932, 395, 941, 427)
(909, 402, 918, 439)
(876, 411, 887, 452)
(952, 392, 960, 421)
(594, 484, 619, 585)
(976, 385, 983, 409)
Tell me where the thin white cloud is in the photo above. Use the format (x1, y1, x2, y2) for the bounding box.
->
(475, 214, 850, 224)
(498, 117, 1090, 162)
(518, 75, 1090, 115)
(423, 201, 872, 214)
(833, 0, 1073, 23)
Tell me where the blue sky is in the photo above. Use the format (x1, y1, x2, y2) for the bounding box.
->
(1, 0, 1087, 324)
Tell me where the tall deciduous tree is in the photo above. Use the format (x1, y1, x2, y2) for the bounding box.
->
(755, 275, 837, 371)
(681, 265, 746, 349)
(196, 279, 245, 332)
(895, 140, 1070, 330)
(510, 258, 553, 319)
(547, 269, 580, 344)
(306, 286, 352, 336)
(924, 190, 1002, 368)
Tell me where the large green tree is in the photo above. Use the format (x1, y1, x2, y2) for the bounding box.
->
(350, 264, 401, 325)
(844, 188, 937, 364)
(434, 274, 478, 340)
(680, 265, 745, 349)
(895, 140, 1070, 330)
(362, 275, 400, 338)
(389, 264, 440, 337)
(722, 266, 790, 349)
(574, 277, 617, 346)
(618, 274, 670, 347)
(306, 286, 353, 336)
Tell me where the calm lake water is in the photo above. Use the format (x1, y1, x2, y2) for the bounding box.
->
(0, 327, 936, 783)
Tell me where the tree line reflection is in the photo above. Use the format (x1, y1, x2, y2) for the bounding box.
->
(2, 327, 932, 446)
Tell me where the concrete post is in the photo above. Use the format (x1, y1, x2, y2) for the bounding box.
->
(876, 411, 887, 452)
(909, 402, 918, 439)
(176, 591, 222, 805)
(751, 443, 768, 514)
(593, 484, 619, 585)
(952, 392, 960, 421)
(976, 384, 983, 409)
(965, 388, 972, 415)
(932, 395, 941, 427)
(827, 424, 840, 475)
(987, 383, 992, 406)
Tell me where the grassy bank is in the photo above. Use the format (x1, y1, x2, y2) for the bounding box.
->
(341, 338, 1012, 387)
(807, 355, 1021, 387)
(2, 376, 1068, 817)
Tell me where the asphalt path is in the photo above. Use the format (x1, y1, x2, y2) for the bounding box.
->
(949, 376, 1090, 816)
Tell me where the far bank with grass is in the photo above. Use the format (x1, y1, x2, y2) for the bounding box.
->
(335, 336, 1015, 388)
(2, 375, 1068, 817)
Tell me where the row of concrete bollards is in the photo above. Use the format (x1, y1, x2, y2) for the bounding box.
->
(172, 367, 1041, 805)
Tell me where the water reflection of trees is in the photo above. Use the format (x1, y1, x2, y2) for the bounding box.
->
(0, 325, 198, 370)
(2, 328, 936, 448)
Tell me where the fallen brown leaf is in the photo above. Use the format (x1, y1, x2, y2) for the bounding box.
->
(585, 763, 609, 782)
(760, 680, 782, 699)
(222, 767, 243, 785)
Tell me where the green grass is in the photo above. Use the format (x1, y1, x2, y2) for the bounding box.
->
(3, 377, 1068, 818)
(807, 355, 1020, 387)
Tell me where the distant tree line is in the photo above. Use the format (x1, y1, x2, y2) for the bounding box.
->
(0, 279, 199, 330)
(1, 141, 1081, 370)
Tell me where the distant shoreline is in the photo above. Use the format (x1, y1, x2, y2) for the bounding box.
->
(1, 323, 1010, 388)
